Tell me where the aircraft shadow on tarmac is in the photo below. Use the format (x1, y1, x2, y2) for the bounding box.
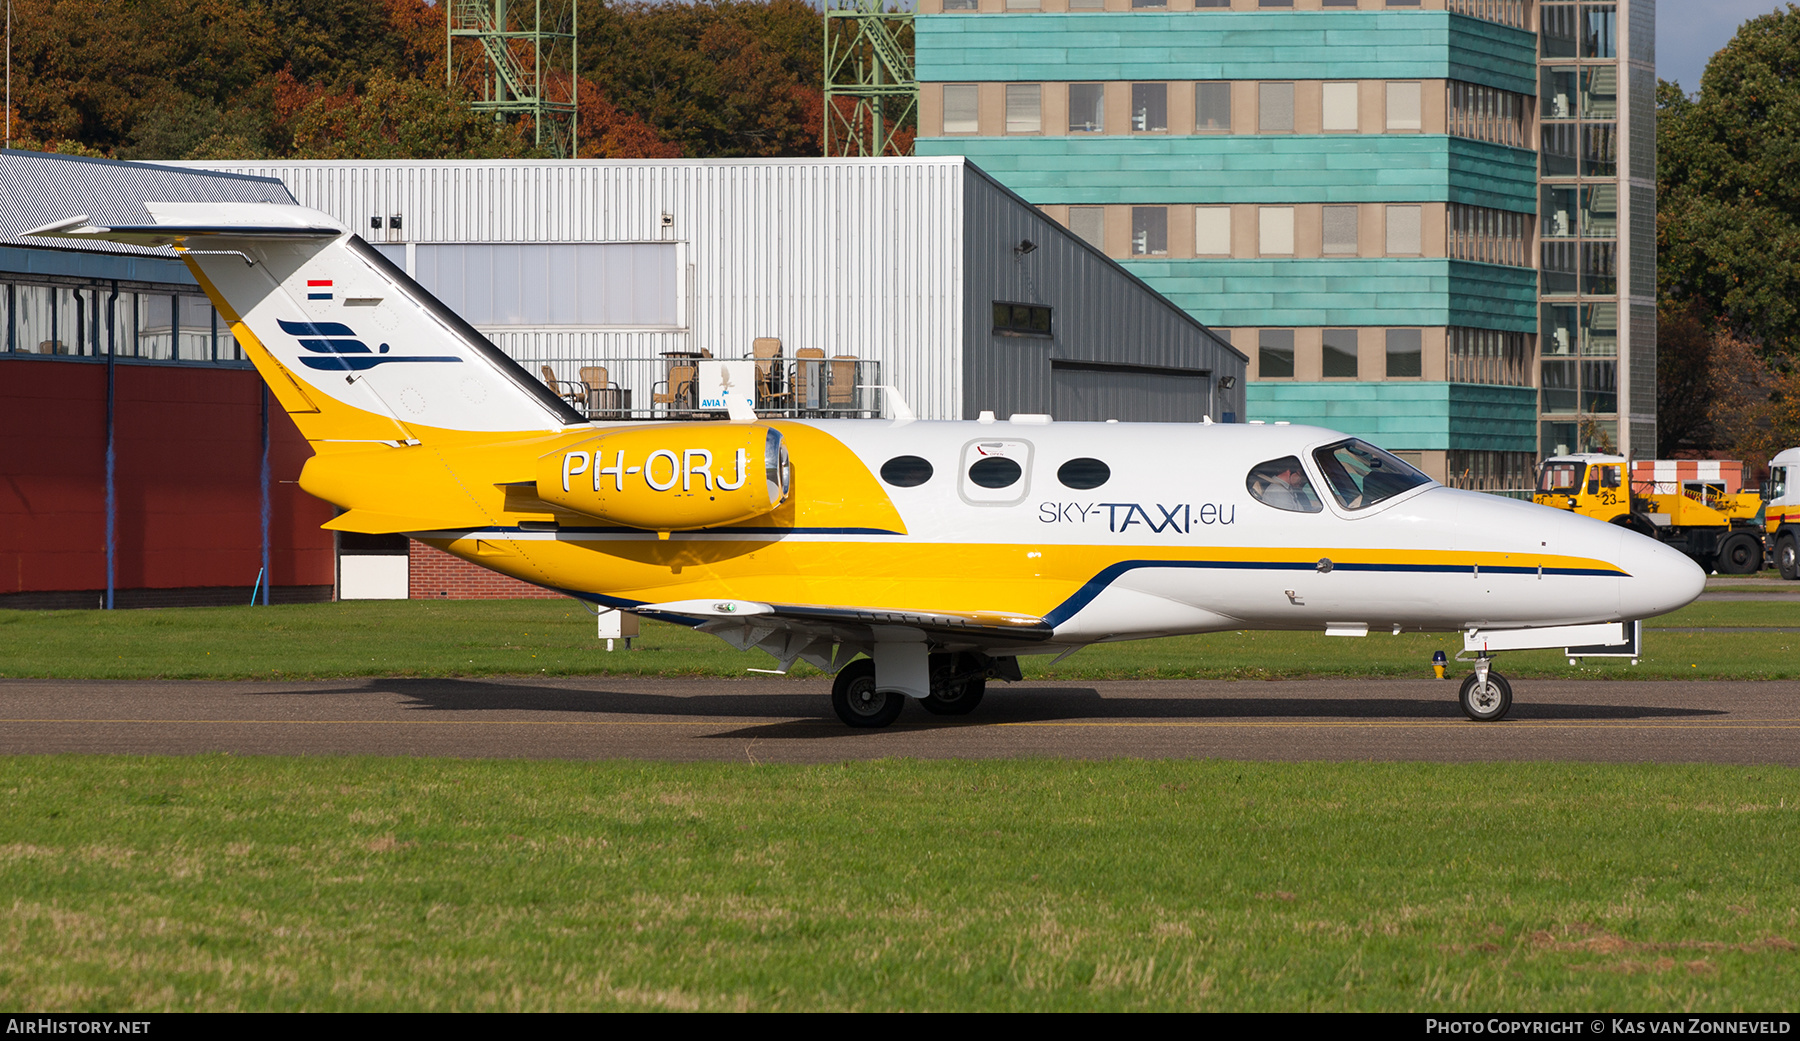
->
(245, 678, 1725, 740)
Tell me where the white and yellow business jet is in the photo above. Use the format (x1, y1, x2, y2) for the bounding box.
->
(32, 203, 1706, 727)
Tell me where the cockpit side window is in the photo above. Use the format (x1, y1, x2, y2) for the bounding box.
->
(1246, 456, 1324, 513)
(1311, 439, 1431, 510)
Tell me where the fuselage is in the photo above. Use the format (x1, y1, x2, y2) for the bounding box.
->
(390, 417, 1704, 652)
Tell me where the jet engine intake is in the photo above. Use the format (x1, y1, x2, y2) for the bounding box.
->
(536, 425, 791, 531)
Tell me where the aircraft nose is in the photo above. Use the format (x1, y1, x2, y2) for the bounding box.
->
(1615, 529, 1706, 619)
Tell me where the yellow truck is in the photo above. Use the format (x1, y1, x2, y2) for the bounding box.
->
(1533, 454, 1765, 574)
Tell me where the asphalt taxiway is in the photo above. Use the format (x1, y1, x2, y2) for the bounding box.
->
(1, 676, 1795, 765)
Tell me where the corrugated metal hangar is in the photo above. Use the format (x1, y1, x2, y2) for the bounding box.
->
(3, 150, 1244, 608)
(184, 157, 1244, 426)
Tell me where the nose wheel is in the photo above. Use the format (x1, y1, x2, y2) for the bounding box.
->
(1458, 667, 1513, 721)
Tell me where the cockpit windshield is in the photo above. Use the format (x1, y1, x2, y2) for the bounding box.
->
(1246, 456, 1324, 513)
(1538, 461, 1584, 494)
(1311, 439, 1432, 510)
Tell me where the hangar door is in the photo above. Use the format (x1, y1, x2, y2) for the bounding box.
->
(1051, 362, 1211, 423)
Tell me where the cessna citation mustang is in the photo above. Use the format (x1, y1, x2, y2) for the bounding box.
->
(31, 204, 1706, 727)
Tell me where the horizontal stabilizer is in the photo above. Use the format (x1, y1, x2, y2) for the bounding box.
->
(25, 210, 341, 248)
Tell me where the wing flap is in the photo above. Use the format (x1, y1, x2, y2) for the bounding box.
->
(635, 598, 1053, 644)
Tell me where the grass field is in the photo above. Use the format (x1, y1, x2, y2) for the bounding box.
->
(4, 594, 1796, 1011)
(1, 756, 1795, 1012)
(3, 595, 1799, 682)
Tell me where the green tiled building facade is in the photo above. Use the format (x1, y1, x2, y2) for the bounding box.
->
(914, 0, 1653, 491)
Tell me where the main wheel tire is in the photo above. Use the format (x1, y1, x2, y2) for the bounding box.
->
(1459, 671, 1513, 722)
(921, 655, 993, 713)
(1779, 535, 1800, 581)
(1717, 533, 1762, 575)
(830, 658, 903, 728)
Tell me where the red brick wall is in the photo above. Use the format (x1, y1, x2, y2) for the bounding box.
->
(408, 541, 562, 599)
(1, 357, 335, 600)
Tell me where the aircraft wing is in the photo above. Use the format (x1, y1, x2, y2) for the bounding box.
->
(633, 598, 1053, 672)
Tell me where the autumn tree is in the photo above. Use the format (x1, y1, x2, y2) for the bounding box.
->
(1659, 7, 1800, 356)
(583, 0, 824, 158)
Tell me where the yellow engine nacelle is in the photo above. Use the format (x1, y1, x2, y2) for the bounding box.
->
(535, 425, 791, 531)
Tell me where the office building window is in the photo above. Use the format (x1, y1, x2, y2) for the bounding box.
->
(1582, 359, 1617, 412)
(1323, 0, 1357, 6)
(1069, 207, 1106, 250)
(1068, 0, 1103, 7)
(1323, 205, 1359, 255)
(1447, 0, 1529, 28)
(943, 85, 979, 134)
(1446, 450, 1537, 492)
(1541, 3, 1578, 57)
(1387, 82, 1422, 130)
(943, 0, 978, 9)
(1005, 84, 1041, 133)
(1386, 205, 1422, 255)
(1541, 241, 1579, 296)
(1069, 84, 1103, 133)
(1540, 121, 1578, 177)
(1195, 207, 1231, 255)
(1132, 84, 1168, 132)
(1387, 0, 1422, 6)
(1583, 2, 1617, 58)
(1131, 207, 1168, 255)
(1386, 329, 1423, 378)
(1583, 241, 1617, 295)
(1447, 203, 1532, 267)
(1131, 0, 1167, 7)
(1583, 122, 1617, 177)
(1196, 82, 1231, 132)
(1447, 81, 1530, 148)
(1259, 0, 1294, 6)
(1322, 82, 1358, 132)
(1540, 361, 1578, 413)
(1448, 327, 1531, 387)
(1259, 82, 1295, 132)
(1005, 0, 1040, 9)
(1259, 207, 1295, 256)
(1193, 0, 1229, 6)
(1542, 301, 1618, 357)
(1323, 329, 1359, 378)
(1259, 329, 1295, 378)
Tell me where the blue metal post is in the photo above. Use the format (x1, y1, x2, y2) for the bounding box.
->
(260, 384, 271, 605)
(104, 283, 117, 610)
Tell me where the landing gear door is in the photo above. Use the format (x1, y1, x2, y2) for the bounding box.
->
(959, 439, 1034, 507)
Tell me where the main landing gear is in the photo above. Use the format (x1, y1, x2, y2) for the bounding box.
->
(828, 652, 1013, 728)
(1457, 657, 1513, 721)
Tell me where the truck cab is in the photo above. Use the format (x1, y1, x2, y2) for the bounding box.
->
(1764, 448, 1800, 578)
(1533, 453, 1631, 522)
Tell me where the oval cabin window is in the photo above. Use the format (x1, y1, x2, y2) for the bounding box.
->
(1057, 458, 1110, 490)
(880, 455, 934, 487)
(967, 456, 1023, 489)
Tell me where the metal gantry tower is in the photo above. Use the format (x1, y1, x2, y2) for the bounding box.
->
(823, 0, 917, 158)
(448, 0, 578, 158)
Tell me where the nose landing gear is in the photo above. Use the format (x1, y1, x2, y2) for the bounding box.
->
(1457, 657, 1512, 721)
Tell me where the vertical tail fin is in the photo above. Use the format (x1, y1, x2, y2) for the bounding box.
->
(28, 202, 586, 446)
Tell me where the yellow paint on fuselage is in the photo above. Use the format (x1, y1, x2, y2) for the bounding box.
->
(415, 529, 1621, 623)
